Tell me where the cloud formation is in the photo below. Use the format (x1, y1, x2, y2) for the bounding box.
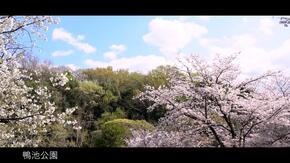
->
(199, 33, 290, 75)
(143, 18, 207, 57)
(198, 16, 212, 21)
(85, 55, 171, 74)
(103, 44, 127, 60)
(259, 18, 275, 35)
(52, 28, 96, 54)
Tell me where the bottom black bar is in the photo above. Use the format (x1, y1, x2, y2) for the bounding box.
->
(0, 148, 290, 161)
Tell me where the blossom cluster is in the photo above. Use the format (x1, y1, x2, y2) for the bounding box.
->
(49, 73, 70, 87)
(0, 58, 80, 147)
(1, 16, 59, 59)
(0, 16, 80, 147)
(133, 53, 290, 147)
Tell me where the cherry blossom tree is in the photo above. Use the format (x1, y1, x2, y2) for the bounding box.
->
(0, 16, 59, 59)
(0, 16, 80, 147)
(126, 115, 212, 147)
(129, 54, 290, 147)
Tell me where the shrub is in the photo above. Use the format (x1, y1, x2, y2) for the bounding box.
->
(94, 119, 154, 147)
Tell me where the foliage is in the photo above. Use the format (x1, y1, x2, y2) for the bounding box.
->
(0, 57, 80, 147)
(81, 67, 167, 123)
(39, 123, 78, 147)
(0, 16, 81, 147)
(95, 108, 127, 128)
(94, 119, 154, 147)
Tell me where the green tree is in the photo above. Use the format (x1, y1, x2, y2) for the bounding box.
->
(93, 119, 154, 147)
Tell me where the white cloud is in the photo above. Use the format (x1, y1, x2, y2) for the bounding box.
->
(103, 44, 127, 60)
(143, 18, 207, 57)
(201, 37, 268, 74)
(199, 33, 290, 75)
(231, 34, 257, 47)
(198, 16, 212, 21)
(199, 34, 257, 50)
(65, 64, 79, 71)
(77, 35, 85, 41)
(242, 17, 250, 23)
(110, 44, 127, 52)
(104, 51, 117, 60)
(85, 59, 108, 68)
(52, 50, 74, 57)
(52, 28, 96, 54)
(259, 18, 275, 35)
(178, 16, 188, 22)
(85, 55, 171, 74)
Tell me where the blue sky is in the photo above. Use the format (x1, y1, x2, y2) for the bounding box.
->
(33, 16, 290, 75)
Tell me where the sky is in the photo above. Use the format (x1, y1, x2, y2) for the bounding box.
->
(33, 16, 290, 75)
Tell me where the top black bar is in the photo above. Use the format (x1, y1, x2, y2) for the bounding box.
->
(2, 0, 290, 15)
